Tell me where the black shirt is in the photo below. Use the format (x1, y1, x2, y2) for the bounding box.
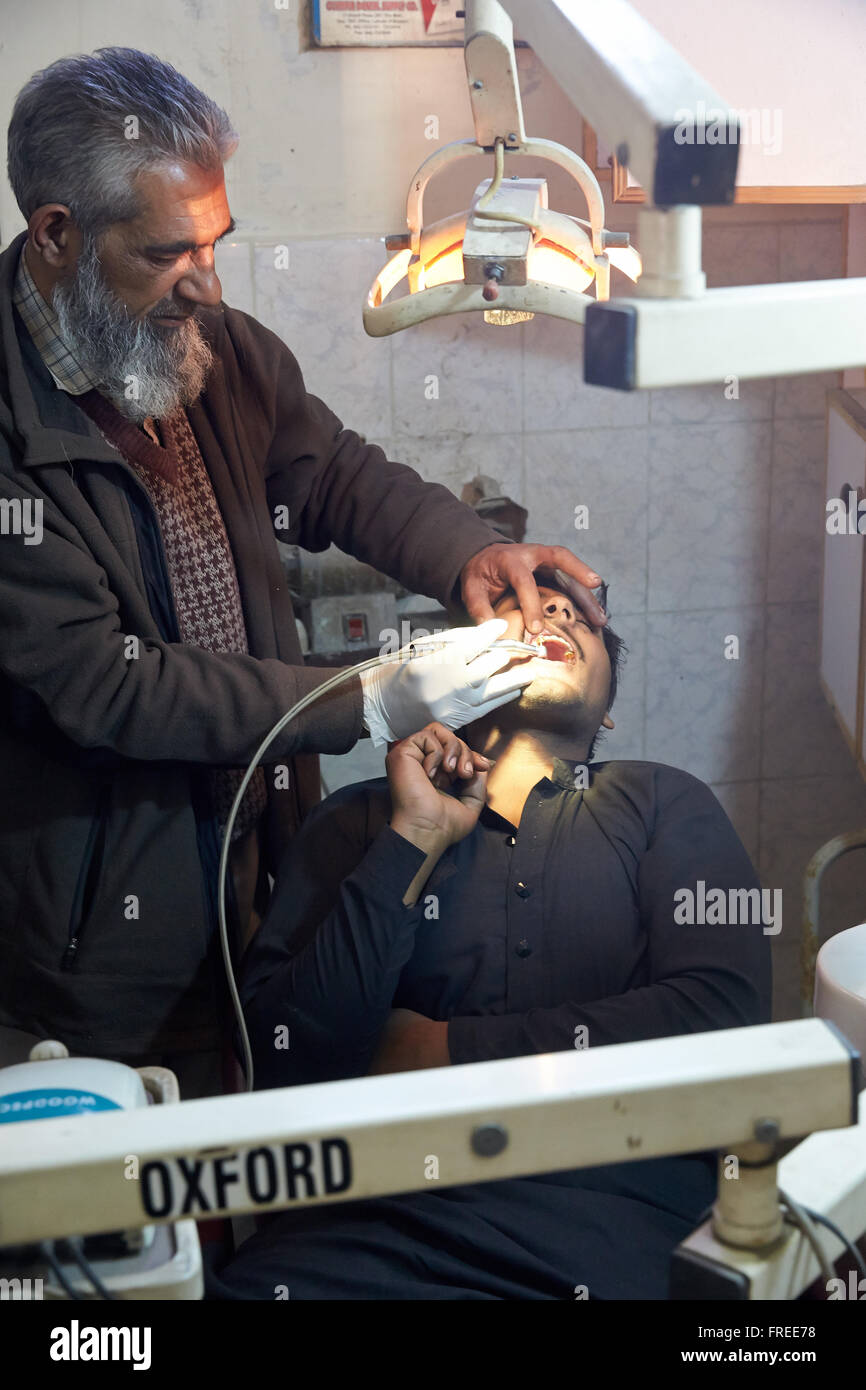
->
(242, 758, 771, 1086)
(221, 758, 772, 1301)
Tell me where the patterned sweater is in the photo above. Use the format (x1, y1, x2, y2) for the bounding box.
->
(73, 387, 267, 840)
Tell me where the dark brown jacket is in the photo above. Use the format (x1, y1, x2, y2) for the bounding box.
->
(0, 229, 501, 1057)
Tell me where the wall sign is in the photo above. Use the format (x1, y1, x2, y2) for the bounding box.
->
(313, 0, 465, 46)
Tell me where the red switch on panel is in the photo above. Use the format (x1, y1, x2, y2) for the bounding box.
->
(343, 612, 368, 644)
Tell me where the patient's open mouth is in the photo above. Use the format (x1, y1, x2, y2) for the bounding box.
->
(524, 628, 576, 663)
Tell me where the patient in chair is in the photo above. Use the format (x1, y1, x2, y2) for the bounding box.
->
(209, 567, 772, 1300)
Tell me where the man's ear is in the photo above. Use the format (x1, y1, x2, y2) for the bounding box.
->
(28, 206, 81, 272)
(602, 713, 615, 730)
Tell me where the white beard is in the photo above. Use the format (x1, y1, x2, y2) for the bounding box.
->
(52, 234, 214, 423)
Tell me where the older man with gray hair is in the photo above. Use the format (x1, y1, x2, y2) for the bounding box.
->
(0, 47, 607, 1095)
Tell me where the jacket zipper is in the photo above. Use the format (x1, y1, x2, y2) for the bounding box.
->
(61, 445, 222, 987)
(61, 784, 112, 971)
(60, 457, 176, 972)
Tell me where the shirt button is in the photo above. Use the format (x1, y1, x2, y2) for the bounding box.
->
(506, 835, 516, 846)
(515, 881, 531, 897)
(515, 939, 532, 958)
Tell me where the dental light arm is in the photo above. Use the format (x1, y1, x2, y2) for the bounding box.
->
(0, 1019, 863, 1304)
(502, 0, 740, 206)
(496, 0, 866, 386)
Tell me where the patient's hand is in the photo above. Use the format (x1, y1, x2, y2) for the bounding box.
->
(387, 721, 489, 857)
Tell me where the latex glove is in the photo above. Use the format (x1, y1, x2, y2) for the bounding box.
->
(359, 618, 533, 746)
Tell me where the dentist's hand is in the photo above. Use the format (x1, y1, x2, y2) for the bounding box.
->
(359, 618, 532, 746)
(460, 543, 608, 632)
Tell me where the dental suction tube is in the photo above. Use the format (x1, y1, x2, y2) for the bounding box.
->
(218, 637, 536, 1092)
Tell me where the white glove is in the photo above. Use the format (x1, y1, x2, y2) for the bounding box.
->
(360, 618, 533, 746)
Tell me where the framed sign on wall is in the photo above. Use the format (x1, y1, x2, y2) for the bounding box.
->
(312, 0, 465, 46)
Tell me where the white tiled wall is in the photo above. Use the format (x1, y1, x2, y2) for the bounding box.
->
(224, 209, 866, 1020)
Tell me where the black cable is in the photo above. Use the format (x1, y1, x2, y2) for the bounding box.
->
(779, 1192, 836, 1288)
(66, 1237, 117, 1300)
(38, 1240, 83, 1300)
(802, 1206, 866, 1282)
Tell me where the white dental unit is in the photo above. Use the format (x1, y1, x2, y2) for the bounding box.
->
(1, 1018, 864, 1301)
(3, 0, 866, 1303)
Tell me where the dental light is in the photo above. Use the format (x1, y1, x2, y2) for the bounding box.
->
(366, 0, 866, 388)
(363, 0, 641, 337)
